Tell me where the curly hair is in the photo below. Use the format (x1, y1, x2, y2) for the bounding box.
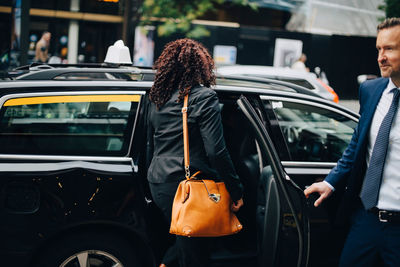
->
(149, 38, 216, 108)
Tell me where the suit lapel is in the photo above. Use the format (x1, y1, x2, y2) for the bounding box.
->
(344, 80, 389, 198)
(356, 79, 388, 161)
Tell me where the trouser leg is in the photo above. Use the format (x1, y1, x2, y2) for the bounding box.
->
(176, 236, 211, 267)
(379, 222, 400, 267)
(149, 181, 181, 266)
(339, 208, 381, 267)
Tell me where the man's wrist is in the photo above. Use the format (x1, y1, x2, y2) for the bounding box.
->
(323, 181, 335, 191)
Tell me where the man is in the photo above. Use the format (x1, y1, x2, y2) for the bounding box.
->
(305, 17, 400, 267)
(291, 53, 309, 72)
(34, 31, 51, 63)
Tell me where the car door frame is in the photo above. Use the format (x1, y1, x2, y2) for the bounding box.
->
(237, 94, 310, 267)
(259, 94, 359, 180)
(255, 93, 360, 266)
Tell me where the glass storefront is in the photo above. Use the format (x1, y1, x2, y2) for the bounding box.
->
(30, 0, 121, 14)
(1, 0, 124, 66)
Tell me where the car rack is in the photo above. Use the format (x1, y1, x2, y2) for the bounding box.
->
(2, 63, 319, 99)
(5, 63, 155, 81)
(14, 62, 154, 70)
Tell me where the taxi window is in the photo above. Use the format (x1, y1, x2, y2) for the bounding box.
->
(0, 94, 140, 156)
(270, 100, 357, 162)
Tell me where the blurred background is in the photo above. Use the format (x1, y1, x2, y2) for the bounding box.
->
(0, 0, 397, 100)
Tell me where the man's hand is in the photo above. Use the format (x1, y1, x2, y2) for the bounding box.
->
(304, 182, 333, 207)
(231, 198, 244, 212)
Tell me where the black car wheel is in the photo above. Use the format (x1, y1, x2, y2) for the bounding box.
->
(60, 249, 122, 266)
(34, 231, 142, 267)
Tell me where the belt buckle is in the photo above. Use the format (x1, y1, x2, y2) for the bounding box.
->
(379, 210, 388, 222)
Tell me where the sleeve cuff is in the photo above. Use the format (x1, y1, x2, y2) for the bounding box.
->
(323, 181, 335, 191)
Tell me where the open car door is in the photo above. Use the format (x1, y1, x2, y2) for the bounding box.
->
(237, 95, 310, 267)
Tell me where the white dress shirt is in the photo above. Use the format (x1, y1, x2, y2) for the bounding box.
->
(366, 78, 400, 211)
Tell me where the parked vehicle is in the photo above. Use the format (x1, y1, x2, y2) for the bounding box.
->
(0, 45, 358, 266)
(357, 74, 378, 85)
(217, 65, 339, 103)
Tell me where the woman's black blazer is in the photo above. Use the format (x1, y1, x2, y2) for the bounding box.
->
(147, 86, 243, 201)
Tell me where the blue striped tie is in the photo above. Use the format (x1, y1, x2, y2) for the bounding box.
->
(360, 88, 400, 210)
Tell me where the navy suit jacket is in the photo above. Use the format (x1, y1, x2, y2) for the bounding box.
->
(325, 77, 390, 222)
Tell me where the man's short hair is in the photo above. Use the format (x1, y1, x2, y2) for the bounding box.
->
(377, 17, 400, 32)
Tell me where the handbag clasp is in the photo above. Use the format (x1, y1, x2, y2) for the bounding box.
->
(209, 193, 221, 203)
(185, 166, 191, 179)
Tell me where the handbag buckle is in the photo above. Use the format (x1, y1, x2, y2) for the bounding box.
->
(185, 166, 190, 179)
(209, 193, 221, 203)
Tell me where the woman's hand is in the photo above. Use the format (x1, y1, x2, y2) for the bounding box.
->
(231, 198, 244, 212)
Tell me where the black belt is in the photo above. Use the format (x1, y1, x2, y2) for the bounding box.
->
(368, 207, 400, 223)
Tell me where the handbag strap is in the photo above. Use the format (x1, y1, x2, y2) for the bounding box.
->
(182, 94, 190, 179)
(181, 96, 221, 200)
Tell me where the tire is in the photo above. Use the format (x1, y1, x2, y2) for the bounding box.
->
(34, 231, 142, 267)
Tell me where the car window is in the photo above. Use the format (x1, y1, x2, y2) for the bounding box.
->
(0, 94, 140, 156)
(270, 100, 357, 162)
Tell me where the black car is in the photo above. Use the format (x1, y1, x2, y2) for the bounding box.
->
(0, 65, 358, 267)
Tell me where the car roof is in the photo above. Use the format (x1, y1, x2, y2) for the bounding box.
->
(2, 63, 155, 81)
(217, 65, 318, 79)
(216, 64, 339, 102)
(2, 63, 321, 98)
(216, 74, 321, 98)
(0, 69, 320, 98)
(0, 79, 357, 117)
(0, 64, 353, 118)
(6, 63, 316, 81)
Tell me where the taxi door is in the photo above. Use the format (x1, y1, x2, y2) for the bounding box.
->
(237, 95, 310, 267)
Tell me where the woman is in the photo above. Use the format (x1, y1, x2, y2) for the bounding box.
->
(147, 38, 244, 267)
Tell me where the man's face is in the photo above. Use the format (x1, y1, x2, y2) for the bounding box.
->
(376, 25, 400, 84)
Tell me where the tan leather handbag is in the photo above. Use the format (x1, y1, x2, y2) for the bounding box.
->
(169, 94, 243, 237)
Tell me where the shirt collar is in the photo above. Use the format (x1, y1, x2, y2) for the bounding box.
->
(388, 78, 398, 91)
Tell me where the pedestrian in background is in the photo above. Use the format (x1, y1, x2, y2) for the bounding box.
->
(34, 31, 51, 63)
(291, 53, 309, 72)
(305, 17, 400, 267)
(147, 38, 244, 267)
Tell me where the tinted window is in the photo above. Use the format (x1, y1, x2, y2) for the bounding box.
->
(0, 94, 140, 156)
(270, 100, 356, 162)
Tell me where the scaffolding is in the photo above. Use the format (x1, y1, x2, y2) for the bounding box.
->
(286, 0, 385, 36)
(250, 0, 385, 36)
